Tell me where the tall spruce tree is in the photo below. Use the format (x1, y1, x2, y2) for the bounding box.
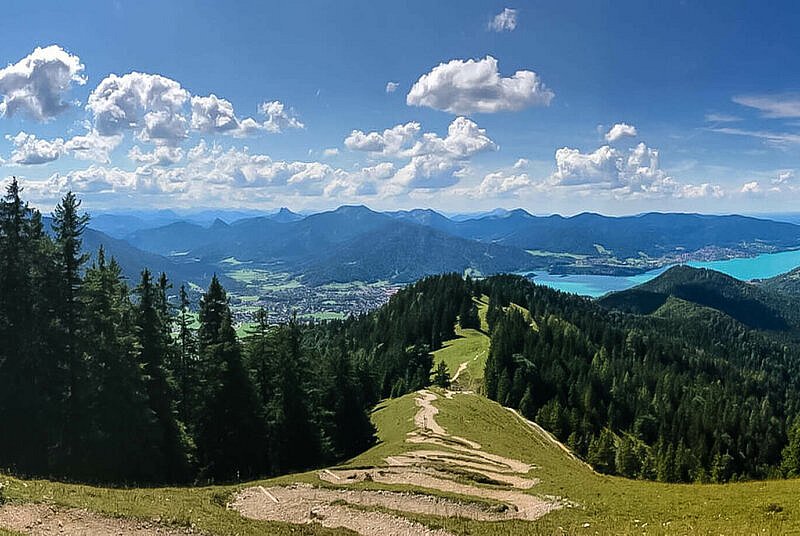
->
(245, 307, 275, 408)
(320, 338, 375, 459)
(82, 250, 162, 482)
(135, 269, 192, 482)
(0, 179, 52, 474)
(269, 313, 322, 473)
(51, 191, 90, 472)
(196, 276, 266, 481)
(175, 284, 198, 429)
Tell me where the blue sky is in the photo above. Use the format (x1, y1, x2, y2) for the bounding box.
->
(1, 0, 800, 215)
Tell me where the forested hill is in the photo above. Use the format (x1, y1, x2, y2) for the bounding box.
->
(762, 265, 800, 297)
(477, 272, 800, 482)
(332, 268, 800, 482)
(599, 265, 800, 331)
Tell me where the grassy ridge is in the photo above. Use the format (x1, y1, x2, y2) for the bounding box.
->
(432, 296, 490, 392)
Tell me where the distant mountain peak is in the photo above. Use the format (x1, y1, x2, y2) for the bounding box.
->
(332, 204, 377, 216)
(269, 207, 304, 222)
(210, 217, 229, 229)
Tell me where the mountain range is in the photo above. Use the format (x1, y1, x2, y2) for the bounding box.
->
(74, 206, 800, 286)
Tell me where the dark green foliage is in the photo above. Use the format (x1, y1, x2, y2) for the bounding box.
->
(479, 273, 800, 482)
(587, 429, 616, 474)
(52, 191, 91, 471)
(600, 265, 797, 330)
(0, 186, 376, 485)
(782, 419, 800, 477)
(432, 361, 451, 388)
(458, 296, 480, 330)
(135, 270, 193, 482)
(81, 250, 163, 482)
(0, 179, 57, 475)
(316, 273, 466, 400)
(262, 315, 321, 474)
(195, 276, 267, 481)
(318, 338, 376, 460)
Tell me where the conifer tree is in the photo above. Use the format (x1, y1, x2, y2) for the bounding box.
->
(0, 179, 51, 473)
(245, 307, 275, 407)
(269, 313, 322, 473)
(175, 284, 198, 428)
(196, 276, 266, 480)
(135, 269, 192, 482)
(82, 250, 162, 482)
(320, 338, 375, 459)
(432, 361, 451, 388)
(781, 419, 800, 477)
(52, 191, 90, 471)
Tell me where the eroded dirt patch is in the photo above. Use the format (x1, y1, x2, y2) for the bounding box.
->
(233, 484, 458, 536)
(233, 390, 566, 535)
(0, 503, 200, 536)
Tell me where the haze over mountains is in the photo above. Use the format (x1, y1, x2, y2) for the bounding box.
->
(76, 206, 800, 287)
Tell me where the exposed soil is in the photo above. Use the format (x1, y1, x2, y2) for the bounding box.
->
(0, 503, 200, 536)
(233, 390, 565, 535)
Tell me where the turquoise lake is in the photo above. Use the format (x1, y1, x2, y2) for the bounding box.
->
(529, 249, 800, 298)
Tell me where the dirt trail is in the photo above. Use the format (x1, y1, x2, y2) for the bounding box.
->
(235, 390, 563, 534)
(234, 484, 460, 536)
(0, 503, 200, 536)
(320, 390, 559, 521)
(451, 361, 469, 383)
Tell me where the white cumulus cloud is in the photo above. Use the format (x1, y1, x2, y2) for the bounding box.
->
(190, 94, 241, 134)
(489, 8, 518, 32)
(385, 82, 399, 93)
(345, 121, 421, 155)
(6, 131, 65, 165)
(87, 72, 190, 145)
(0, 45, 86, 120)
(604, 122, 638, 142)
(259, 100, 304, 133)
(406, 56, 553, 114)
(550, 142, 723, 199)
(128, 145, 184, 166)
(476, 170, 532, 196)
(345, 117, 496, 193)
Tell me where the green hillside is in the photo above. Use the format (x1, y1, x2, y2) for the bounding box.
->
(599, 265, 798, 331)
(3, 386, 800, 535)
(432, 296, 490, 391)
(762, 265, 800, 297)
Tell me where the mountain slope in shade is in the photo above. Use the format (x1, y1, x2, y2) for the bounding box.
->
(761, 266, 800, 297)
(43, 217, 220, 287)
(448, 212, 800, 257)
(114, 206, 800, 286)
(599, 265, 796, 331)
(299, 221, 538, 285)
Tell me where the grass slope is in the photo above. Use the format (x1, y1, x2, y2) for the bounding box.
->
(432, 296, 490, 391)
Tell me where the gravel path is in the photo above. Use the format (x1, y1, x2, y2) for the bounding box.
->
(0, 503, 201, 535)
